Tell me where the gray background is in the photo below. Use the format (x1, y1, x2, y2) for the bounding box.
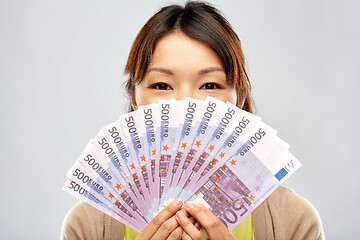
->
(1, 0, 359, 239)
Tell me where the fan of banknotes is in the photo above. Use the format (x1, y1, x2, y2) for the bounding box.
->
(63, 96, 301, 232)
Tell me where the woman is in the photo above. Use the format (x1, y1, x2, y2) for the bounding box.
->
(61, 2, 324, 239)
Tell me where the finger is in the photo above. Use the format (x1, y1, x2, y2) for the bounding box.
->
(188, 216, 197, 225)
(185, 202, 229, 238)
(181, 222, 202, 240)
(151, 207, 188, 239)
(136, 199, 183, 240)
(194, 222, 201, 230)
(176, 213, 201, 240)
(182, 231, 192, 240)
(175, 211, 205, 240)
(166, 226, 183, 240)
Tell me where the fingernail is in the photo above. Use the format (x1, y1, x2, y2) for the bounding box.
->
(173, 198, 183, 207)
(176, 211, 184, 220)
(194, 222, 200, 229)
(186, 202, 196, 210)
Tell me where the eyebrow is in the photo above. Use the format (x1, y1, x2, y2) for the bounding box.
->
(198, 67, 224, 75)
(147, 67, 224, 75)
(147, 67, 174, 75)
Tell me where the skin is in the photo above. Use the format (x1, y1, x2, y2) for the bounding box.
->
(133, 32, 237, 239)
(133, 31, 237, 108)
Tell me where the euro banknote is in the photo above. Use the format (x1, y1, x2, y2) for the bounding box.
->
(63, 97, 301, 232)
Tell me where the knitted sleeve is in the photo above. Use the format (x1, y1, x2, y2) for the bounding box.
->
(282, 188, 325, 240)
(60, 201, 124, 240)
(252, 186, 325, 240)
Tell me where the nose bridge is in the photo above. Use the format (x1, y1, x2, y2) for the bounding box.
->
(176, 82, 196, 100)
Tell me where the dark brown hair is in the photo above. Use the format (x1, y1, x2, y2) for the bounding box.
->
(125, 1, 254, 113)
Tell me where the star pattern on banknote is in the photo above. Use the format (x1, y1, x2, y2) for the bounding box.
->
(108, 193, 114, 199)
(249, 195, 255, 201)
(121, 193, 127, 200)
(63, 99, 301, 233)
(208, 145, 214, 151)
(130, 163, 135, 170)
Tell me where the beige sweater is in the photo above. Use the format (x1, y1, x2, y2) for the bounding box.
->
(61, 186, 324, 239)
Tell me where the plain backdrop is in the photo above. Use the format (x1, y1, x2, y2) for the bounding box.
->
(1, 0, 359, 239)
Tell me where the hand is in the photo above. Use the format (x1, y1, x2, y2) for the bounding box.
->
(135, 199, 196, 240)
(175, 202, 237, 240)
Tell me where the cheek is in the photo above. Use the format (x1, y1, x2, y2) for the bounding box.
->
(134, 86, 174, 107)
(227, 89, 238, 105)
(194, 89, 237, 105)
(228, 90, 238, 105)
(134, 86, 153, 107)
(210, 89, 237, 105)
(194, 92, 209, 101)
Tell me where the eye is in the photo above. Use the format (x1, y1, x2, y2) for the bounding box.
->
(201, 82, 222, 90)
(149, 82, 172, 90)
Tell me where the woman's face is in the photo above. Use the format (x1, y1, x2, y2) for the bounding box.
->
(133, 31, 237, 108)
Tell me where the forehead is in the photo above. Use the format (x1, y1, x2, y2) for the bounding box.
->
(149, 31, 224, 70)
